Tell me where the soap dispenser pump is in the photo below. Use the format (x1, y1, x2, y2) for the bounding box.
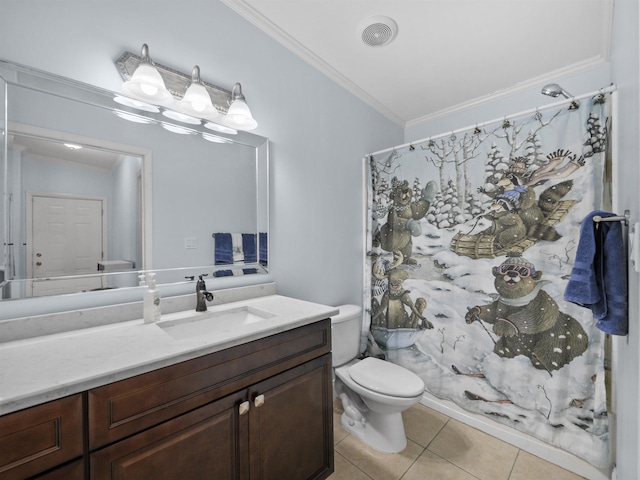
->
(143, 272, 161, 323)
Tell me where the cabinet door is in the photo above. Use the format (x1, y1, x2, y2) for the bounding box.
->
(248, 354, 333, 480)
(90, 390, 249, 480)
(0, 394, 83, 480)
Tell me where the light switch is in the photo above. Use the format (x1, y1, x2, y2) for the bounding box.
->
(185, 236, 198, 249)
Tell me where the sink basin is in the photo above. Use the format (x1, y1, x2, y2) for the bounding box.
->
(158, 305, 277, 340)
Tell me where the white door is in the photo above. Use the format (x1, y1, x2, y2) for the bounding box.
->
(29, 195, 105, 296)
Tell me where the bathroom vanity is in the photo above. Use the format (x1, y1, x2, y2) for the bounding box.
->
(0, 289, 338, 480)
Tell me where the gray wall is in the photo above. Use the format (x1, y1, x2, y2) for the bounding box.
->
(1, 1, 637, 476)
(0, 0, 403, 308)
(609, 0, 640, 478)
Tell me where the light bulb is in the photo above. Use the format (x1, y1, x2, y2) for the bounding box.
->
(140, 83, 159, 96)
(177, 67, 218, 119)
(190, 100, 206, 112)
(224, 83, 257, 130)
(121, 44, 173, 106)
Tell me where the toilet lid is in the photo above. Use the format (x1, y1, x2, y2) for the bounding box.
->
(348, 357, 424, 398)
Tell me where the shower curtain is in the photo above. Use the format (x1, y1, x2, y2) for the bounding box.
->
(364, 94, 612, 467)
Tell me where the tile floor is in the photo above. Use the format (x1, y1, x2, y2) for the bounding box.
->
(328, 400, 586, 480)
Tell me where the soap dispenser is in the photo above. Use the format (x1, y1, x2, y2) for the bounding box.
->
(144, 272, 161, 323)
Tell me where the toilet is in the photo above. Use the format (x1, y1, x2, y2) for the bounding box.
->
(331, 304, 425, 453)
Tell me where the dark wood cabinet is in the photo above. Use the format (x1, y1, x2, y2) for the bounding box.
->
(90, 389, 249, 480)
(87, 319, 331, 450)
(90, 354, 333, 480)
(0, 394, 83, 480)
(248, 355, 333, 480)
(0, 319, 333, 480)
(89, 319, 333, 480)
(32, 459, 85, 480)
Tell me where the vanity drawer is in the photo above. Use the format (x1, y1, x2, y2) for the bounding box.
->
(88, 319, 330, 449)
(0, 394, 83, 480)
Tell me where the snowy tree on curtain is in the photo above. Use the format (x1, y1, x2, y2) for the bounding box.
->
(364, 94, 612, 467)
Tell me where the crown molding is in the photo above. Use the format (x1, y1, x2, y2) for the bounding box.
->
(222, 0, 612, 131)
(220, 0, 406, 127)
(406, 55, 609, 130)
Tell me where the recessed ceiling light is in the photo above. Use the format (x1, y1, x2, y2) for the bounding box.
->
(359, 16, 398, 47)
(63, 143, 83, 150)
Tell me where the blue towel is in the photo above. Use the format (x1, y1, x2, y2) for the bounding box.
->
(564, 211, 628, 335)
(214, 269, 234, 277)
(242, 234, 257, 263)
(213, 268, 258, 277)
(214, 233, 233, 265)
(259, 232, 268, 266)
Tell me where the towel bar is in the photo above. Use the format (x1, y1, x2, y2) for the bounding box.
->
(592, 209, 630, 226)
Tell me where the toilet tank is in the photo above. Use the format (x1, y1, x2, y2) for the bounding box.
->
(331, 304, 362, 367)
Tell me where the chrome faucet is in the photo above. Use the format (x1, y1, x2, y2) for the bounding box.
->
(195, 275, 214, 311)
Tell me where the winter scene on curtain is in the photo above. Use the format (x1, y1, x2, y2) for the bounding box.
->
(364, 93, 612, 467)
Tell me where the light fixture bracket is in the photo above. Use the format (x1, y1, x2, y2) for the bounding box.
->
(115, 50, 232, 114)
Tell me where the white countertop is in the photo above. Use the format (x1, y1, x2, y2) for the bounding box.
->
(0, 294, 338, 416)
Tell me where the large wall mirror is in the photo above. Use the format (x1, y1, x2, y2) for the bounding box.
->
(0, 60, 269, 307)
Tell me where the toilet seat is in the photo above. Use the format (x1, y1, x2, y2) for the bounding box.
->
(347, 357, 424, 398)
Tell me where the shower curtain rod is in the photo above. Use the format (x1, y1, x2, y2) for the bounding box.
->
(369, 84, 617, 157)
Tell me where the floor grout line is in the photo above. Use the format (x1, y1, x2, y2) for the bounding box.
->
(507, 450, 523, 479)
(334, 450, 375, 480)
(396, 445, 426, 480)
(332, 404, 586, 480)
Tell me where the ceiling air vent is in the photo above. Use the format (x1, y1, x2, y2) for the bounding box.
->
(360, 16, 398, 47)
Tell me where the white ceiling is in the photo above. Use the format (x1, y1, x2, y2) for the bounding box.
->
(222, 0, 613, 127)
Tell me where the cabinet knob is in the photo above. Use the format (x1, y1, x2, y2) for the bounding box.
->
(239, 401, 250, 416)
(254, 394, 265, 408)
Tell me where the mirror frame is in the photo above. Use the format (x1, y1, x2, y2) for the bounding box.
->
(0, 59, 269, 310)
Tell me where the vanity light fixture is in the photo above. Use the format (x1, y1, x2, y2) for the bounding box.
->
(177, 66, 218, 119)
(115, 44, 258, 131)
(122, 44, 173, 106)
(224, 83, 258, 131)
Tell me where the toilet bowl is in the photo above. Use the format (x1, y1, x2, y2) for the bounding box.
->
(331, 305, 425, 453)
